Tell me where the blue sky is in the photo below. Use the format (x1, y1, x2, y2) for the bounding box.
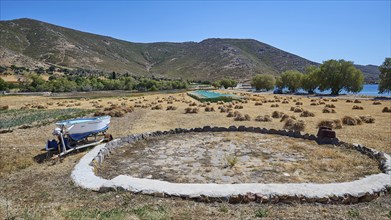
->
(1, 0, 390, 65)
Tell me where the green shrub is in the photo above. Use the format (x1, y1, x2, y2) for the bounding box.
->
(255, 208, 268, 218)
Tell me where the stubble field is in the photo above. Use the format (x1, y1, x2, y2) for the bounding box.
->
(0, 90, 390, 219)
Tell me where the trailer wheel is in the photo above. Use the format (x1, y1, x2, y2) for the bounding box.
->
(104, 133, 113, 142)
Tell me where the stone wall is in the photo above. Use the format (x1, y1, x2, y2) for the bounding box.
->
(71, 126, 391, 204)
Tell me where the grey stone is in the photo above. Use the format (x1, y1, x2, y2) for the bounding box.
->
(193, 127, 203, 132)
(229, 195, 241, 204)
(277, 129, 288, 136)
(228, 125, 237, 131)
(255, 194, 269, 203)
(358, 193, 376, 202)
(175, 128, 184, 133)
(253, 127, 262, 133)
(287, 130, 295, 137)
(293, 131, 302, 138)
(238, 126, 246, 131)
(303, 133, 310, 140)
(99, 186, 116, 193)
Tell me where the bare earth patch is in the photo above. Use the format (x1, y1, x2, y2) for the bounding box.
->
(98, 132, 379, 184)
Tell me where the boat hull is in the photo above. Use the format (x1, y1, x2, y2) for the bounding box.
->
(56, 116, 110, 135)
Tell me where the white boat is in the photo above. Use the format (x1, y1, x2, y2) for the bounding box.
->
(56, 116, 111, 140)
(47, 116, 112, 157)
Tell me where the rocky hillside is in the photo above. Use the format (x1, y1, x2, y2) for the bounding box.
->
(0, 18, 380, 82)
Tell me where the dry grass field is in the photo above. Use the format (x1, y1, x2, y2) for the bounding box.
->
(0, 90, 390, 219)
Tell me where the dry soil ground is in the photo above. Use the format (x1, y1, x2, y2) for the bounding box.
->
(0, 90, 390, 219)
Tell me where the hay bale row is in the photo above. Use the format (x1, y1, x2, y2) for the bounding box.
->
(359, 115, 375, 123)
(300, 110, 315, 117)
(205, 106, 215, 112)
(290, 107, 303, 113)
(283, 118, 305, 131)
(352, 105, 364, 110)
(272, 111, 285, 118)
(185, 107, 199, 114)
(317, 119, 342, 129)
(95, 105, 133, 117)
(322, 108, 336, 113)
(151, 104, 163, 110)
(166, 106, 177, 111)
(255, 115, 272, 122)
(325, 104, 336, 108)
(280, 114, 296, 122)
(342, 116, 362, 126)
(0, 105, 9, 110)
(381, 106, 391, 112)
(234, 113, 251, 121)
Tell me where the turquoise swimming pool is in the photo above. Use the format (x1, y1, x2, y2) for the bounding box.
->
(191, 90, 235, 98)
(188, 90, 240, 102)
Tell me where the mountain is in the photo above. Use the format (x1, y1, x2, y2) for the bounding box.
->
(353, 64, 381, 84)
(0, 18, 380, 82)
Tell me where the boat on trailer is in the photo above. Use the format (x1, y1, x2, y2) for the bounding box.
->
(46, 116, 112, 157)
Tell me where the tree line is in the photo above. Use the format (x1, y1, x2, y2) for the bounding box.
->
(250, 58, 391, 95)
(0, 74, 188, 92)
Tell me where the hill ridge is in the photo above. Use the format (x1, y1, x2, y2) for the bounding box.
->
(0, 18, 380, 82)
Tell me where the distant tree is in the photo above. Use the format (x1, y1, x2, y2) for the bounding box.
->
(219, 78, 237, 89)
(35, 67, 45, 74)
(109, 71, 117, 80)
(123, 77, 136, 90)
(280, 70, 303, 93)
(275, 76, 283, 90)
(0, 66, 7, 74)
(47, 65, 56, 74)
(0, 78, 9, 91)
(212, 81, 221, 88)
(251, 74, 275, 91)
(318, 59, 364, 95)
(378, 57, 391, 94)
(301, 66, 320, 94)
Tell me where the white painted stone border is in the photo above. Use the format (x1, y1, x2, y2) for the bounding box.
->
(71, 126, 391, 204)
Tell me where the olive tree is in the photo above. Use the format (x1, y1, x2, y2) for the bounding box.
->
(379, 57, 391, 94)
(301, 66, 320, 94)
(280, 70, 303, 93)
(218, 78, 237, 89)
(251, 74, 275, 91)
(318, 59, 364, 95)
